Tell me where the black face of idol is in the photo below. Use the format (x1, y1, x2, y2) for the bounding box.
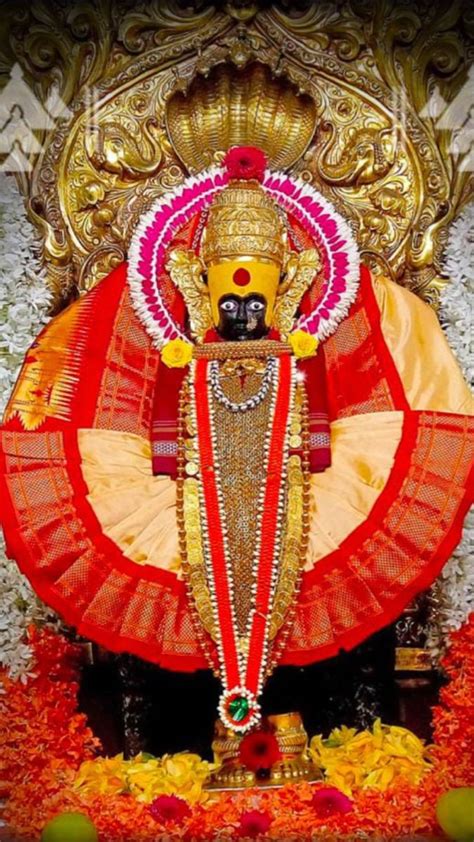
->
(217, 294, 269, 341)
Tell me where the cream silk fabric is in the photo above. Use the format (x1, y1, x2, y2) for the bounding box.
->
(374, 276, 473, 414)
(78, 276, 472, 575)
(78, 411, 403, 574)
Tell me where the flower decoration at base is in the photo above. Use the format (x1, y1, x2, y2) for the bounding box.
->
(237, 809, 272, 839)
(1, 617, 474, 840)
(239, 730, 281, 773)
(311, 786, 353, 819)
(149, 794, 191, 825)
(310, 718, 433, 795)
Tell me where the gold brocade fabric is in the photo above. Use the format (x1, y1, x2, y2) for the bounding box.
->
(212, 367, 274, 635)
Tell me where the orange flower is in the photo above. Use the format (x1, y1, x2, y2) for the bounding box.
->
(2, 616, 474, 840)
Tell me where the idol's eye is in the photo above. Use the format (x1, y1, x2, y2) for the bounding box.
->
(220, 300, 238, 313)
(248, 300, 265, 313)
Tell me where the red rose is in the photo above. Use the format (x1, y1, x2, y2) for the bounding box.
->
(238, 809, 272, 838)
(239, 730, 281, 772)
(149, 794, 191, 824)
(311, 786, 353, 818)
(224, 146, 267, 182)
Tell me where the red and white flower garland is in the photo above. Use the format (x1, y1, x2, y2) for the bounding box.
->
(127, 155, 360, 352)
(190, 355, 295, 732)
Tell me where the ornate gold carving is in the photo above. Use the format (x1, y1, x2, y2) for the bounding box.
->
(166, 62, 318, 173)
(395, 648, 433, 673)
(274, 248, 322, 338)
(0, 2, 471, 307)
(202, 178, 287, 266)
(166, 249, 211, 340)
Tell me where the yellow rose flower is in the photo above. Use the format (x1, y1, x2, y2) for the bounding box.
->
(288, 330, 319, 359)
(161, 338, 193, 368)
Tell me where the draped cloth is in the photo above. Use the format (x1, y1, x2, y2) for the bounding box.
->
(1, 261, 473, 671)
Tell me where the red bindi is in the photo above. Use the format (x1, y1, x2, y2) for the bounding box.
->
(233, 267, 251, 286)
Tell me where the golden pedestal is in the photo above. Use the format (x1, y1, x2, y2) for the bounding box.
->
(205, 712, 322, 790)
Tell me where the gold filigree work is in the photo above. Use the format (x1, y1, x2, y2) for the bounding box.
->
(1, 2, 471, 305)
(202, 179, 287, 267)
(274, 249, 322, 338)
(166, 249, 212, 340)
(166, 62, 319, 173)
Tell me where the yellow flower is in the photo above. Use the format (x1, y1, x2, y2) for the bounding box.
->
(309, 719, 432, 796)
(161, 338, 193, 368)
(73, 751, 216, 805)
(288, 330, 319, 359)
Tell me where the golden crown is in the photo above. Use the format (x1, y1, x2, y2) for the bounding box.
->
(201, 179, 287, 266)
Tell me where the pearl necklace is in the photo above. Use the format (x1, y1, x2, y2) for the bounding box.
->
(209, 357, 277, 414)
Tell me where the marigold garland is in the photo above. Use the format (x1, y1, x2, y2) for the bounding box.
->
(1, 616, 473, 839)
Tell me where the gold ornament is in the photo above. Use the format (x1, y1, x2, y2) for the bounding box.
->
(274, 249, 322, 338)
(166, 249, 212, 341)
(207, 712, 321, 790)
(201, 180, 287, 267)
(166, 62, 318, 174)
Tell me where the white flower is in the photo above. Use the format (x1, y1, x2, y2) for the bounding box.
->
(0, 172, 57, 679)
(426, 202, 474, 659)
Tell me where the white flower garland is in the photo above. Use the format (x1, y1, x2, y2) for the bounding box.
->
(426, 202, 474, 659)
(0, 171, 472, 676)
(0, 172, 56, 680)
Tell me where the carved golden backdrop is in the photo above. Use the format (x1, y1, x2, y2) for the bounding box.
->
(0, 0, 472, 309)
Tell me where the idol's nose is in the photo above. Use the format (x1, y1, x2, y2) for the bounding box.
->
(236, 299, 247, 322)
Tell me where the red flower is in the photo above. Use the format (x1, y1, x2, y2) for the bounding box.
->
(238, 809, 272, 838)
(224, 146, 267, 182)
(149, 794, 191, 824)
(311, 786, 353, 818)
(239, 730, 281, 772)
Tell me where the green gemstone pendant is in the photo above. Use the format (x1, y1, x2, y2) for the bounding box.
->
(228, 696, 249, 722)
